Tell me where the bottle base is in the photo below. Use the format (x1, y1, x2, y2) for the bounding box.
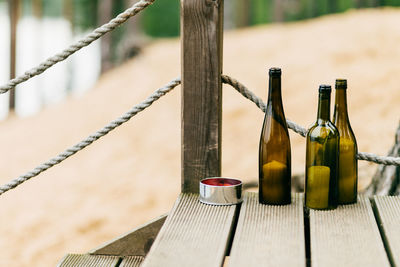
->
(259, 198, 291, 206)
(305, 204, 337, 210)
(338, 199, 357, 205)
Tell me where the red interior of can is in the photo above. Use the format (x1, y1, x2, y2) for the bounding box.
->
(201, 178, 241, 187)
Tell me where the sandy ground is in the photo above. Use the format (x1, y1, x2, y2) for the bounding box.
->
(1, 8, 400, 266)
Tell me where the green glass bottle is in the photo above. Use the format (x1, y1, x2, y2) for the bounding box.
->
(305, 85, 339, 210)
(259, 67, 291, 205)
(333, 79, 358, 204)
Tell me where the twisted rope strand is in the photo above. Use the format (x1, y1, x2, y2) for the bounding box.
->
(0, 78, 180, 196)
(222, 74, 400, 166)
(221, 75, 308, 137)
(1, 75, 399, 197)
(357, 152, 400, 166)
(0, 0, 155, 94)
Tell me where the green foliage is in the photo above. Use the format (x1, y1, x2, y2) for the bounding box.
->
(314, 0, 330, 16)
(111, 0, 125, 59)
(251, 0, 271, 25)
(383, 0, 400, 6)
(141, 0, 180, 37)
(73, 0, 98, 31)
(285, 0, 310, 21)
(21, 0, 32, 15)
(13, 0, 400, 36)
(336, 0, 355, 12)
(42, 0, 63, 16)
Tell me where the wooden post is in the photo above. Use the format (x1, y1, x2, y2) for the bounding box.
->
(122, 0, 143, 60)
(32, 0, 42, 18)
(328, 0, 338, 13)
(63, 0, 74, 29)
(8, 0, 19, 111)
(98, 0, 113, 72)
(125, 0, 142, 37)
(181, 0, 224, 193)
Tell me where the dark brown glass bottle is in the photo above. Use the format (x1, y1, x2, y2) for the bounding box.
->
(333, 79, 358, 204)
(259, 68, 291, 205)
(305, 85, 339, 210)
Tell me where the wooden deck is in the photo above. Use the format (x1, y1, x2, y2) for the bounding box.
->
(58, 193, 400, 267)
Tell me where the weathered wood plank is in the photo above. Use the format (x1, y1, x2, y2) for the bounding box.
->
(229, 193, 305, 267)
(309, 195, 390, 267)
(90, 214, 167, 256)
(141, 193, 237, 267)
(57, 254, 120, 267)
(373, 195, 400, 266)
(181, 0, 224, 193)
(120, 256, 144, 267)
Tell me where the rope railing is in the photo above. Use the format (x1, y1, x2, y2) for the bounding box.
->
(221, 75, 400, 166)
(221, 75, 308, 137)
(0, 0, 155, 94)
(0, 73, 399, 196)
(0, 78, 180, 196)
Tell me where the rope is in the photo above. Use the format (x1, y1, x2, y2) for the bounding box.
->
(221, 75, 308, 137)
(0, 78, 180, 196)
(221, 74, 400, 166)
(1, 74, 399, 197)
(0, 0, 155, 94)
(357, 152, 400, 166)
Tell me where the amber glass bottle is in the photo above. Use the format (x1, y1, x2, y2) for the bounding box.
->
(259, 68, 291, 205)
(305, 85, 339, 210)
(333, 79, 358, 204)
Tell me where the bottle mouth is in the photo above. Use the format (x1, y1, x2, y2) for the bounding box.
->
(335, 79, 347, 89)
(269, 67, 281, 76)
(319, 84, 332, 93)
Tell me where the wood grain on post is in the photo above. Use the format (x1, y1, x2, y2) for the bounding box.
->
(181, 0, 224, 193)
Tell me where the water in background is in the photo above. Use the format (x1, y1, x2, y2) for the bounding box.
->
(0, 1, 100, 119)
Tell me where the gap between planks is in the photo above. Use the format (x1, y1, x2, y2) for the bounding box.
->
(140, 193, 238, 267)
(229, 192, 306, 267)
(373, 195, 400, 267)
(58, 195, 399, 267)
(309, 195, 391, 267)
(57, 254, 143, 267)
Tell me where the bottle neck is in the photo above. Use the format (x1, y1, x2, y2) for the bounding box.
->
(333, 88, 349, 122)
(317, 92, 331, 122)
(267, 75, 283, 107)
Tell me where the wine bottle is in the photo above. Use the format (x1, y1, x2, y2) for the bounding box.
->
(259, 67, 291, 205)
(305, 85, 339, 210)
(333, 79, 358, 204)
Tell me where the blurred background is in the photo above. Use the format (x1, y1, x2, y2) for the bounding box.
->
(1, 0, 400, 266)
(1, 0, 400, 118)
